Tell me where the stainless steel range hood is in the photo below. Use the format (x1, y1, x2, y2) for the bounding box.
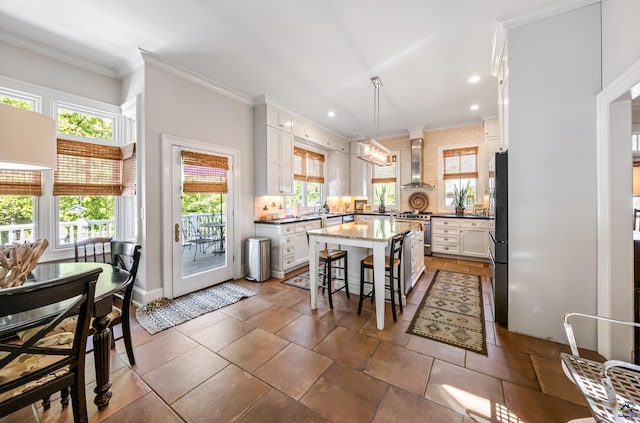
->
(402, 137, 433, 189)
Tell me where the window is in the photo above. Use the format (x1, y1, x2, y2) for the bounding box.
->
(443, 147, 478, 207)
(57, 105, 115, 142)
(372, 155, 397, 207)
(286, 147, 324, 208)
(0, 94, 39, 244)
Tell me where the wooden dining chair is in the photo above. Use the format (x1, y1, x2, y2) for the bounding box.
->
(108, 240, 142, 365)
(74, 237, 112, 263)
(0, 267, 101, 422)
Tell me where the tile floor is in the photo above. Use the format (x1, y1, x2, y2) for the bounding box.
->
(2, 256, 601, 423)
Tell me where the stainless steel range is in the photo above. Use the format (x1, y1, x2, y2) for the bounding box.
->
(396, 212, 432, 256)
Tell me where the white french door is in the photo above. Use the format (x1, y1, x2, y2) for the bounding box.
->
(169, 143, 234, 297)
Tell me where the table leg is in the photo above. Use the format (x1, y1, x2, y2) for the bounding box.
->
(92, 314, 113, 409)
(373, 243, 386, 330)
(309, 238, 318, 310)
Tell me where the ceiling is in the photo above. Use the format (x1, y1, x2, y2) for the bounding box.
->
(0, 0, 571, 139)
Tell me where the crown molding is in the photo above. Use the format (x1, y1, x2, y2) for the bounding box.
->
(0, 30, 123, 80)
(139, 49, 253, 106)
(500, 0, 600, 30)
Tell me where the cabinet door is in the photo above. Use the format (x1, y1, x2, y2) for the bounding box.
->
(280, 131, 294, 194)
(460, 229, 488, 258)
(266, 126, 282, 195)
(292, 232, 309, 267)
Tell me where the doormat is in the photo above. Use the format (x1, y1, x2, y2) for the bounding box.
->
(407, 270, 487, 355)
(281, 270, 337, 290)
(135, 282, 256, 335)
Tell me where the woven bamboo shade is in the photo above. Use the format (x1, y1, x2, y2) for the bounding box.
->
(121, 142, 136, 196)
(54, 139, 122, 196)
(443, 146, 478, 180)
(181, 150, 229, 193)
(0, 170, 42, 196)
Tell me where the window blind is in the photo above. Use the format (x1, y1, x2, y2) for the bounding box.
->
(293, 147, 324, 183)
(54, 139, 122, 195)
(0, 170, 42, 196)
(121, 142, 136, 196)
(181, 151, 229, 193)
(443, 147, 478, 180)
(372, 155, 397, 184)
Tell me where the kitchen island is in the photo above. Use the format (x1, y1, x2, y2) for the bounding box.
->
(307, 220, 419, 330)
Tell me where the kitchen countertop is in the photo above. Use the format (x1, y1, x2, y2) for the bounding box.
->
(255, 212, 353, 224)
(432, 214, 491, 220)
(307, 220, 419, 241)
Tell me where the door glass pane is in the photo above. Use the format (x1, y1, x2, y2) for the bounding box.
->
(181, 192, 227, 277)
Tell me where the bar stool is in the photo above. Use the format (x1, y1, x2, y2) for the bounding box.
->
(318, 246, 349, 309)
(308, 235, 349, 309)
(358, 231, 407, 321)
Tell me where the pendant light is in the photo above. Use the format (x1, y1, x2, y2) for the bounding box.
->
(357, 76, 391, 166)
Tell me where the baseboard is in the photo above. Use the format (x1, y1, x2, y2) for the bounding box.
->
(132, 286, 164, 307)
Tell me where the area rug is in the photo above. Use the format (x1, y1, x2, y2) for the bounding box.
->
(407, 270, 487, 355)
(281, 271, 312, 290)
(135, 282, 256, 335)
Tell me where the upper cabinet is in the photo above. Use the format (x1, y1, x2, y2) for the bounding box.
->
(255, 104, 294, 195)
(327, 150, 350, 196)
(350, 141, 370, 197)
(484, 117, 500, 167)
(266, 105, 293, 133)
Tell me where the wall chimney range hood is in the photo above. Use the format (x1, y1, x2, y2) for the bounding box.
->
(402, 137, 433, 189)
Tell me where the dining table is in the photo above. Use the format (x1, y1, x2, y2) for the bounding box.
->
(307, 220, 417, 330)
(0, 262, 131, 410)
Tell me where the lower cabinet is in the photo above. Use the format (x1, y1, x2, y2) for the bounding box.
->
(255, 219, 322, 278)
(432, 217, 489, 259)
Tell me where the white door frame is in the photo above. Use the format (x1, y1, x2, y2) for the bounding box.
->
(597, 59, 640, 359)
(160, 134, 241, 299)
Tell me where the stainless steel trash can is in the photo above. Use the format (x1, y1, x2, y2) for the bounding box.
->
(245, 237, 271, 282)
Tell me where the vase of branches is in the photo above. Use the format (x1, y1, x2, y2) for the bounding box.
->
(376, 185, 387, 213)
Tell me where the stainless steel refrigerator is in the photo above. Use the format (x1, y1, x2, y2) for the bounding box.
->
(488, 150, 508, 327)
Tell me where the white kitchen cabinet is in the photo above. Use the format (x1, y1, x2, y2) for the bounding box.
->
(432, 217, 489, 259)
(255, 219, 322, 278)
(266, 105, 293, 133)
(254, 104, 294, 196)
(327, 151, 350, 196)
(459, 220, 489, 258)
(409, 226, 425, 289)
(484, 117, 500, 168)
(350, 142, 370, 197)
(484, 118, 500, 138)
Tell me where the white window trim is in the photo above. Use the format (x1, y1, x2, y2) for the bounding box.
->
(437, 142, 485, 213)
(0, 80, 131, 262)
(369, 150, 400, 208)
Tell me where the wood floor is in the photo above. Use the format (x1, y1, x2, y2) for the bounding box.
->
(2, 256, 599, 423)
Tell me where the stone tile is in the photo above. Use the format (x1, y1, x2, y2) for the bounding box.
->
(219, 295, 273, 320)
(236, 389, 327, 423)
(218, 328, 289, 372)
(174, 309, 228, 336)
(254, 343, 332, 400)
(364, 341, 432, 395)
(98, 392, 183, 423)
(301, 363, 387, 423)
(290, 295, 332, 319)
(314, 326, 378, 369)
(359, 314, 411, 347)
(320, 306, 373, 332)
(173, 365, 269, 423)
(276, 314, 336, 350)
(127, 329, 199, 376)
(531, 355, 588, 406)
(246, 305, 302, 333)
(141, 345, 229, 404)
(266, 287, 310, 308)
(503, 381, 591, 423)
(407, 335, 466, 367)
(373, 386, 464, 423)
(87, 366, 152, 421)
(466, 343, 540, 390)
(494, 325, 564, 359)
(191, 316, 256, 352)
(425, 359, 504, 419)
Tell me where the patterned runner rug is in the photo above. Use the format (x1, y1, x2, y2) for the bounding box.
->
(407, 270, 487, 355)
(281, 271, 312, 290)
(136, 282, 256, 334)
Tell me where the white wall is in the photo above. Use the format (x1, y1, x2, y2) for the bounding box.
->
(602, 0, 640, 86)
(141, 64, 254, 295)
(507, 4, 601, 347)
(0, 41, 121, 105)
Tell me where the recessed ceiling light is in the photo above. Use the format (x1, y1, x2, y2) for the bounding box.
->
(468, 75, 481, 84)
(327, 110, 335, 118)
(470, 104, 479, 111)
